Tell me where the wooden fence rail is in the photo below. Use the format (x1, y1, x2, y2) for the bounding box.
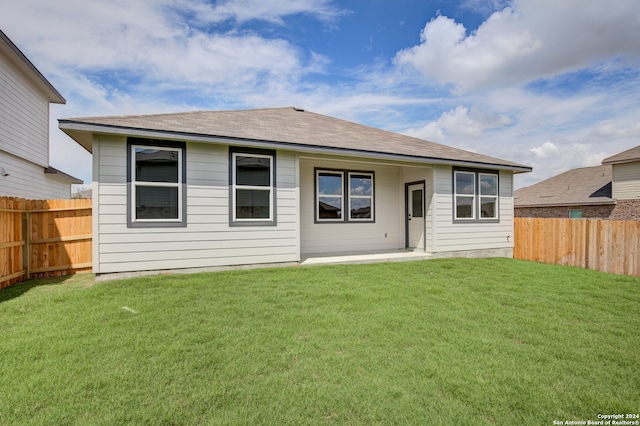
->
(514, 217, 640, 277)
(3, 203, 638, 288)
(1, 197, 92, 289)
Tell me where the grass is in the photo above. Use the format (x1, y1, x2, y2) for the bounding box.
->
(1, 258, 639, 425)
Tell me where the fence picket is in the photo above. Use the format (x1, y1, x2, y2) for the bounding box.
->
(514, 218, 640, 277)
(0, 196, 92, 288)
(4, 201, 638, 288)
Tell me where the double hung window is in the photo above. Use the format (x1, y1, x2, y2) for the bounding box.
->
(348, 173, 374, 220)
(230, 148, 276, 225)
(128, 138, 186, 227)
(317, 171, 343, 220)
(479, 173, 498, 219)
(316, 169, 374, 222)
(453, 169, 499, 222)
(454, 171, 475, 219)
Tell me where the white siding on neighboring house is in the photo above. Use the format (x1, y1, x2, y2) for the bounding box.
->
(0, 48, 50, 167)
(612, 162, 640, 200)
(300, 157, 405, 254)
(93, 134, 299, 274)
(0, 150, 72, 199)
(431, 165, 514, 255)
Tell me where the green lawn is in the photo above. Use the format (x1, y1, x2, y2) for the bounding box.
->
(1, 258, 638, 425)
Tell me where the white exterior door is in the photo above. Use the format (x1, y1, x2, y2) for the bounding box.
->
(407, 183, 425, 250)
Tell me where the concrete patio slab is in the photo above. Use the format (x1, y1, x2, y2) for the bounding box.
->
(300, 249, 431, 266)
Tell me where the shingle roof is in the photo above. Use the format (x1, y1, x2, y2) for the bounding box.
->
(44, 167, 83, 184)
(602, 145, 640, 165)
(59, 107, 531, 172)
(514, 164, 613, 207)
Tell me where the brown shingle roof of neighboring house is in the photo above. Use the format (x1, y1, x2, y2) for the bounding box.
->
(72, 188, 92, 199)
(601, 145, 640, 165)
(59, 107, 531, 172)
(514, 164, 613, 207)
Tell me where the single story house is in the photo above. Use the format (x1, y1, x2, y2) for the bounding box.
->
(59, 107, 531, 275)
(515, 145, 640, 220)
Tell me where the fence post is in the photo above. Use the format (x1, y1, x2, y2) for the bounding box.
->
(25, 211, 31, 279)
(22, 212, 27, 279)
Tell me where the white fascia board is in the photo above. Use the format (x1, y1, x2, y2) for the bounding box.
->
(57, 121, 533, 173)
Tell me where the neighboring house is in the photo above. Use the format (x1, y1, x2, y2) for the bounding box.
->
(603, 145, 640, 200)
(59, 107, 531, 275)
(0, 30, 82, 199)
(72, 188, 93, 199)
(515, 145, 640, 220)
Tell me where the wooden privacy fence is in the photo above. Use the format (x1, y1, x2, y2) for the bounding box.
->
(0, 197, 92, 289)
(514, 217, 640, 277)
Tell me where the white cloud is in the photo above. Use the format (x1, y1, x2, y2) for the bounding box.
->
(395, 0, 640, 92)
(460, 0, 512, 16)
(0, 0, 333, 93)
(2, 0, 639, 192)
(397, 82, 640, 190)
(395, 11, 541, 92)
(181, 0, 347, 25)
(530, 141, 559, 159)
(406, 122, 446, 144)
(150, 33, 306, 85)
(405, 106, 512, 144)
(390, 1, 640, 189)
(0, 0, 344, 186)
(587, 120, 640, 142)
(520, 141, 608, 187)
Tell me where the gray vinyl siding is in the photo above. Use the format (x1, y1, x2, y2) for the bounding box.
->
(401, 166, 434, 252)
(300, 157, 404, 254)
(0, 150, 71, 199)
(0, 49, 49, 167)
(93, 134, 298, 274)
(93, 132, 519, 272)
(612, 162, 640, 200)
(431, 165, 514, 253)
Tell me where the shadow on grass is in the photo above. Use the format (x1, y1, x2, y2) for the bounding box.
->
(0, 274, 94, 304)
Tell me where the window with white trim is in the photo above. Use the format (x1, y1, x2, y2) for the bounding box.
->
(231, 149, 275, 225)
(479, 173, 498, 219)
(348, 172, 373, 220)
(454, 171, 476, 220)
(453, 169, 499, 222)
(316, 169, 374, 222)
(128, 138, 186, 227)
(317, 171, 343, 221)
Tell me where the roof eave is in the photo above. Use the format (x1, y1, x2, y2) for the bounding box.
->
(58, 120, 532, 173)
(0, 30, 66, 104)
(44, 166, 83, 184)
(602, 158, 640, 166)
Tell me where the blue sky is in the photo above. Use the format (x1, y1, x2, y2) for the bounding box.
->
(1, 0, 639, 190)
